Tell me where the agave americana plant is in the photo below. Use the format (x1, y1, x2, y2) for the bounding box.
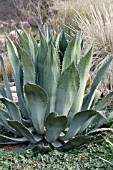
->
(0, 28, 113, 152)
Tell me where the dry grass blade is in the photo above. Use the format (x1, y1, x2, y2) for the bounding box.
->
(98, 156, 113, 166)
(66, 0, 113, 89)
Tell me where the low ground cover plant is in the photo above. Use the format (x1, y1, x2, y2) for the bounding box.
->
(0, 133, 113, 169)
(0, 28, 113, 152)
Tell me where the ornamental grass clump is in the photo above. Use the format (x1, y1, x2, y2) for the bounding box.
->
(0, 28, 113, 152)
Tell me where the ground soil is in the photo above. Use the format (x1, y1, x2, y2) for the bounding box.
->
(0, 144, 27, 151)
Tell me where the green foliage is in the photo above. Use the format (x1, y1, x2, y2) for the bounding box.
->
(0, 134, 113, 169)
(0, 28, 113, 152)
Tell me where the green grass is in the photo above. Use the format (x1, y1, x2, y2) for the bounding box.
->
(0, 135, 113, 170)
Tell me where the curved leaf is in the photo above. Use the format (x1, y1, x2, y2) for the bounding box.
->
(83, 58, 113, 110)
(94, 91, 113, 110)
(56, 29, 68, 65)
(31, 34, 39, 56)
(87, 128, 113, 135)
(7, 37, 29, 118)
(58, 29, 68, 54)
(52, 140, 62, 148)
(62, 32, 83, 72)
(69, 45, 93, 118)
(90, 111, 113, 131)
(16, 28, 30, 55)
(17, 45, 35, 84)
(55, 62, 80, 116)
(60, 110, 101, 141)
(24, 83, 48, 134)
(0, 110, 20, 135)
(0, 84, 6, 97)
(28, 33, 35, 62)
(37, 29, 48, 86)
(45, 112, 68, 143)
(60, 136, 91, 151)
(21, 30, 36, 62)
(0, 134, 28, 143)
(0, 98, 21, 122)
(43, 42, 60, 116)
(8, 120, 37, 144)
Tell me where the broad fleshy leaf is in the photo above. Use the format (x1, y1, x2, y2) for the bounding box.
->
(56, 29, 68, 65)
(28, 33, 35, 62)
(52, 140, 62, 148)
(43, 42, 60, 116)
(37, 29, 48, 86)
(60, 136, 91, 151)
(8, 120, 37, 144)
(62, 32, 83, 72)
(55, 62, 80, 116)
(0, 134, 28, 143)
(58, 29, 68, 54)
(0, 110, 19, 134)
(90, 111, 113, 131)
(16, 28, 30, 55)
(0, 98, 21, 121)
(94, 91, 113, 110)
(17, 45, 35, 84)
(7, 37, 28, 118)
(24, 83, 48, 134)
(83, 58, 113, 110)
(45, 112, 68, 143)
(69, 45, 93, 119)
(60, 110, 101, 141)
(31, 34, 39, 56)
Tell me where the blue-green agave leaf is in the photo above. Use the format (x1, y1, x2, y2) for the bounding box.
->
(24, 83, 48, 134)
(0, 110, 19, 134)
(60, 136, 91, 151)
(0, 84, 6, 97)
(17, 45, 35, 84)
(45, 112, 68, 143)
(94, 91, 113, 110)
(17, 29, 36, 62)
(60, 110, 101, 141)
(16, 28, 30, 54)
(90, 90, 101, 108)
(8, 120, 37, 144)
(28, 33, 35, 62)
(0, 98, 21, 122)
(62, 32, 83, 72)
(52, 140, 62, 148)
(46, 26, 52, 44)
(7, 37, 29, 118)
(43, 42, 60, 116)
(90, 111, 113, 131)
(58, 29, 68, 54)
(69, 45, 93, 118)
(0, 134, 28, 143)
(83, 58, 113, 110)
(37, 29, 48, 86)
(56, 29, 68, 54)
(55, 62, 80, 116)
(78, 116, 95, 134)
(31, 34, 39, 56)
